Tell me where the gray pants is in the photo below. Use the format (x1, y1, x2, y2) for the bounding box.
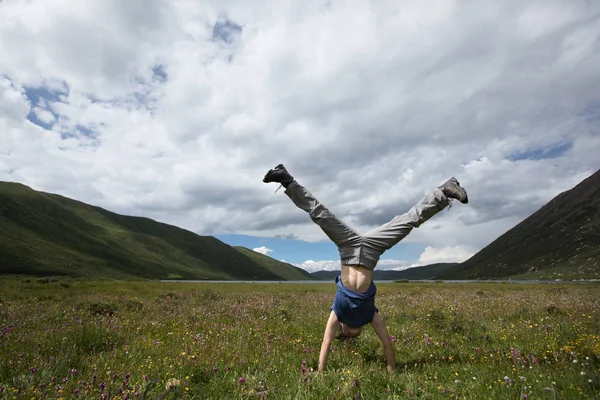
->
(284, 181, 449, 270)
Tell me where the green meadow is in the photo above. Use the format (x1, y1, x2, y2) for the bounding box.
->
(0, 279, 599, 399)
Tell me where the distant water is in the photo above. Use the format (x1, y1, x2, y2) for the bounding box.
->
(161, 279, 598, 284)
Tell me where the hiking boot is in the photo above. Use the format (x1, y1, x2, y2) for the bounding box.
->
(263, 164, 294, 187)
(438, 177, 468, 204)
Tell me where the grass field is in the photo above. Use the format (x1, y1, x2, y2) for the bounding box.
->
(0, 279, 599, 399)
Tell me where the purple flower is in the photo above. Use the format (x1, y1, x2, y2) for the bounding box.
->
(30, 367, 37, 374)
(73, 388, 80, 395)
(238, 377, 246, 384)
(391, 336, 397, 343)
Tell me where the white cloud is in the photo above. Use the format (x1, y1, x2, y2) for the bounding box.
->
(416, 245, 476, 265)
(293, 260, 341, 273)
(33, 107, 56, 124)
(252, 246, 273, 255)
(1, 0, 599, 267)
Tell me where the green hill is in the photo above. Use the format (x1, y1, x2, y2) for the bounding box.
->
(440, 169, 600, 280)
(0, 181, 305, 280)
(234, 247, 314, 280)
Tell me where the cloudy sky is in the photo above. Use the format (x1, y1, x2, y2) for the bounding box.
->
(1, 0, 599, 273)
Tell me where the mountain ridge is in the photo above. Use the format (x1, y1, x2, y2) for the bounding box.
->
(440, 169, 600, 280)
(0, 181, 311, 280)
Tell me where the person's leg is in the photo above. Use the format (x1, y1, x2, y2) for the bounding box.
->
(363, 189, 448, 252)
(284, 180, 361, 249)
(263, 164, 362, 262)
(360, 178, 468, 264)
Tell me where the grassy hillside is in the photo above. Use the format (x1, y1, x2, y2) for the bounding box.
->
(0, 181, 300, 280)
(310, 263, 458, 280)
(234, 246, 314, 280)
(440, 169, 600, 280)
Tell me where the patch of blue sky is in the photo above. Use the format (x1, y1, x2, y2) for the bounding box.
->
(507, 140, 573, 161)
(215, 233, 425, 267)
(24, 86, 66, 130)
(215, 233, 337, 263)
(212, 19, 242, 44)
(76, 124, 98, 139)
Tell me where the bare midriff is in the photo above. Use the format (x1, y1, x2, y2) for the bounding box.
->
(340, 264, 373, 293)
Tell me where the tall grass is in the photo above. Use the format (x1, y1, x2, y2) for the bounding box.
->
(0, 279, 598, 399)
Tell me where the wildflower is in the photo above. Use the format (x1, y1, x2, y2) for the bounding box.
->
(165, 378, 180, 390)
(238, 377, 246, 384)
(504, 376, 511, 385)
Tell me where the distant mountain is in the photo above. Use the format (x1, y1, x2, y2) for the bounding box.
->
(439, 169, 600, 280)
(0, 181, 310, 280)
(310, 270, 339, 280)
(311, 263, 458, 280)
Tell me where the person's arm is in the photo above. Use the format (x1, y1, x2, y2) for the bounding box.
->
(371, 313, 395, 372)
(318, 311, 339, 372)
